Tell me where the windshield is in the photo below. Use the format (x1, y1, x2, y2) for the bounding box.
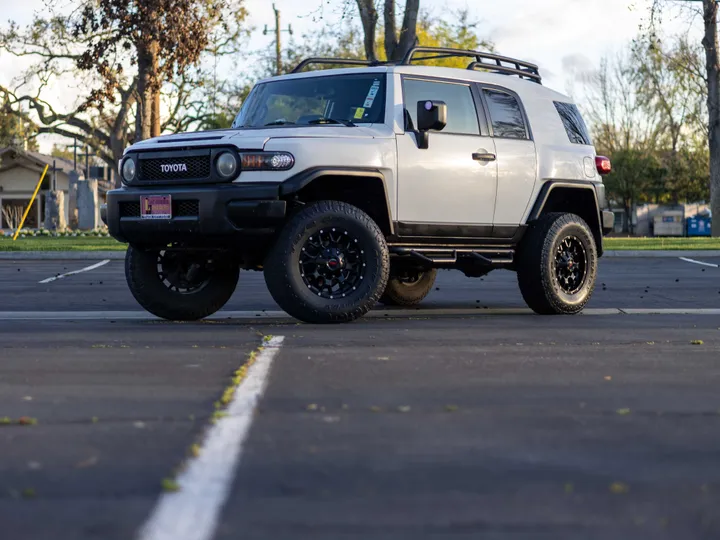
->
(232, 73, 387, 128)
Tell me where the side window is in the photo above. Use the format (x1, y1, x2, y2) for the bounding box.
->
(554, 101, 592, 145)
(403, 79, 479, 135)
(483, 89, 528, 140)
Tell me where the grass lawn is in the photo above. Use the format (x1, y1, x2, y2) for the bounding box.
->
(604, 237, 720, 250)
(1, 234, 719, 252)
(0, 236, 126, 251)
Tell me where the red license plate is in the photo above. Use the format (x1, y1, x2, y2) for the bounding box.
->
(140, 195, 172, 219)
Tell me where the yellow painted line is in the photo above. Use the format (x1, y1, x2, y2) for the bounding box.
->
(13, 164, 49, 241)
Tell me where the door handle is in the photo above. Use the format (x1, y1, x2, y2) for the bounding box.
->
(472, 152, 496, 162)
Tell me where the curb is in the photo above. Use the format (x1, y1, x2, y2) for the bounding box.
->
(0, 251, 126, 260)
(603, 250, 720, 258)
(0, 249, 719, 261)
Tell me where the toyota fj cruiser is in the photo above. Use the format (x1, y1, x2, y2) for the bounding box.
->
(104, 47, 614, 324)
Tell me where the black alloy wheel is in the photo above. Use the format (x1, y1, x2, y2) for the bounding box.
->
(299, 228, 366, 299)
(554, 236, 588, 295)
(156, 250, 212, 294)
(125, 245, 239, 321)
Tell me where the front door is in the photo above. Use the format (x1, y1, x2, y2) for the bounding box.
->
(396, 77, 497, 237)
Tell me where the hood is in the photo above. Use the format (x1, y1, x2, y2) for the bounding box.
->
(127, 125, 379, 153)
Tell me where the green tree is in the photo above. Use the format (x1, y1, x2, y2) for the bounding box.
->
(0, 99, 37, 150)
(50, 144, 74, 161)
(0, 1, 249, 183)
(73, 0, 249, 140)
(270, 9, 492, 76)
(605, 149, 662, 233)
(650, 0, 720, 234)
(634, 36, 707, 202)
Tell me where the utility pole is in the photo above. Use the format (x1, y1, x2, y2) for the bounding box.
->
(264, 4, 293, 76)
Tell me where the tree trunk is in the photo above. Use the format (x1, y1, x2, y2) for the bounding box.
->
(392, 0, 419, 62)
(355, 0, 378, 62)
(151, 90, 161, 138)
(381, 0, 420, 62)
(624, 203, 632, 234)
(702, 0, 720, 236)
(135, 40, 159, 142)
(384, 0, 397, 61)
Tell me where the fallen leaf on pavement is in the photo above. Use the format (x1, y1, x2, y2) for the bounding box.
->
(609, 482, 629, 494)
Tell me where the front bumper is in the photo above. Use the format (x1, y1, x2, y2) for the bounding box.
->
(601, 210, 614, 235)
(104, 183, 286, 246)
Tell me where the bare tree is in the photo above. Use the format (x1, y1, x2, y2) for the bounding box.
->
(353, 0, 420, 62)
(651, 0, 720, 235)
(1, 204, 24, 230)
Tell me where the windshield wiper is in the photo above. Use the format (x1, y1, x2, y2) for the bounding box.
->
(307, 117, 356, 127)
(264, 120, 295, 126)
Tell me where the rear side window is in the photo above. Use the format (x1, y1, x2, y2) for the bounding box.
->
(554, 101, 592, 145)
(483, 89, 528, 140)
(403, 79, 480, 135)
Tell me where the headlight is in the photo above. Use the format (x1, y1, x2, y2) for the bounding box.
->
(216, 152, 238, 178)
(122, 158, 136, 182)
(240, 152, 294, 171)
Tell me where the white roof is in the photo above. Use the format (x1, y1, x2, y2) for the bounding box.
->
(257, 64, 572, 104)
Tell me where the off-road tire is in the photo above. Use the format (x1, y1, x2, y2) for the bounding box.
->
(125, 245, 239, 321)
(264, 201, 390, 323)
(516, 212, 597, 315)
(380, 269, 437, 307)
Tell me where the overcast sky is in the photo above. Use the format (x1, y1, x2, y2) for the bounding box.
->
(0, 0, 703, 152)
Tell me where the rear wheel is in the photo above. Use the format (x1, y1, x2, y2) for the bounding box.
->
(264, 201, 389, 323)
(516, 212, 597, 315)
(380, 268, 437, 307)
(125, 245, 239, 321)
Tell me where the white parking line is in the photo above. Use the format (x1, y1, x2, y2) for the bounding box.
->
(1, 308, 720, 321)
(38, 260, 111, 284)
(138, 336, 284, 540)
(679, 257, 720, 269)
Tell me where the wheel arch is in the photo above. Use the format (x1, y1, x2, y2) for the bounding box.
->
(280, 167, 394, 236)
(528, 182, 604, 256)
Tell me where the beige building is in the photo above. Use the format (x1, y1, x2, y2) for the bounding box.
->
(0, 147, 75, 230)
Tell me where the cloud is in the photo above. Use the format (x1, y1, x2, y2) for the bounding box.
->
(562, 54, 594, 82)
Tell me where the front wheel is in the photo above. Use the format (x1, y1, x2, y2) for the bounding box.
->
(516, 212, 597, 315)
(125, 246, 239, 321)
(264, 201, 390, 323)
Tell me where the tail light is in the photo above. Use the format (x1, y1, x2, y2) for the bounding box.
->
(595, 155, 612, 175)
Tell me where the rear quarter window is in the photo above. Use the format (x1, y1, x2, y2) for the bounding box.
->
(554, 102, 592, 145)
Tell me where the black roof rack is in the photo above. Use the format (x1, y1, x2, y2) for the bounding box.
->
(291, 58, 386, 73)
(290, 47, 542, 84)
(402, 47, 542, 84)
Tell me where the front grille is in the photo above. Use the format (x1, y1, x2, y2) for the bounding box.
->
(119, 201, 140, 217)
(139, 156, 211, 182)
(174, 200, 199, 217)
(118, 200, 199, 218)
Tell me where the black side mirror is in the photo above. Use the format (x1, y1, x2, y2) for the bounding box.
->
(416, 100, 447, 149)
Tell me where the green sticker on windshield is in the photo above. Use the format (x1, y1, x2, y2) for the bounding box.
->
(353, 107, 365, 119)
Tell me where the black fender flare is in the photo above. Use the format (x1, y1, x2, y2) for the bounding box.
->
(279, 167, 394, 235)
(527, 180, 604, 255)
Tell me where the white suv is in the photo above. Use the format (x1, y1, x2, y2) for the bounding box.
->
(104, 47, 614, 324)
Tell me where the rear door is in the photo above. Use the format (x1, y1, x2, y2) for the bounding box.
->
(478, 87, 537, 238)
(396, 77, 497, 236)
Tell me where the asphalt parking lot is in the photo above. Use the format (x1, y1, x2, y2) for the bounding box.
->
(1, 255, 719, 539)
